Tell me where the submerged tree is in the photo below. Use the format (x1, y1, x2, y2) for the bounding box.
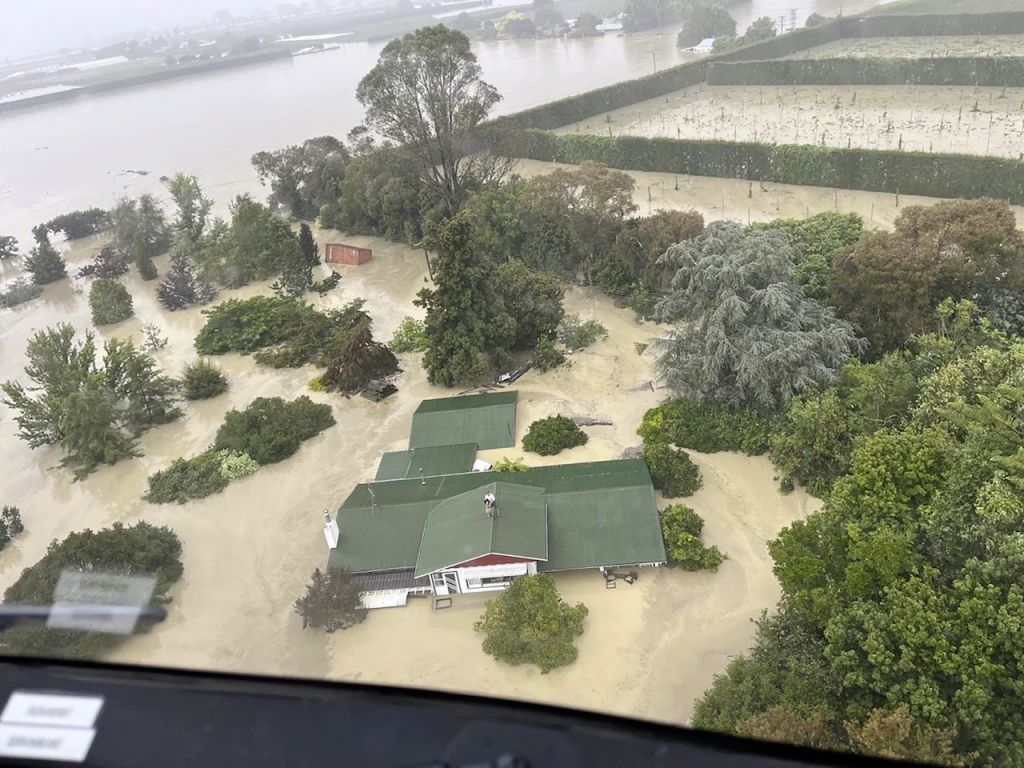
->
(166, 173, 212, 246)
(356, 25, 508, 213)
(655, 221, 864, 411)
(23, 236, 67, 285)
(157, 247, 216, 311)
(294, 568, 367, 632)
(0, 235, 19, 261)
(321, 321, 399, 395)
(475, 574, 588, 673)
(251, 136, 349, 219)
(298, 222, 319, 267)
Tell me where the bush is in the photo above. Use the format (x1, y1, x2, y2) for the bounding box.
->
(474, 574, 588, 673)
(0, 506, 25, 551)
(389, 316, 429, 353)
(182, 359, 228, 400)
(0, 522, 182, 660)
(643, 442, 703, 497)
(216, 450, 259, 480)
(522, 415, 588, 456)
(213, 396, 335, 465)
(294, 568, 367, 632)
(638, 400, 772, 455)
(312, 272, 342, 295)
(0, 279, 43, 309)
(321, 322, 399, 395)
(557, 314, 607, 350)
(44, 208, 110, 239)
(89, 278, 134, 325)
(660, 504, 726, 571)
(78, 247, 128, 279)
(532, 336, 566, 372)
(144, 450, 229, 504)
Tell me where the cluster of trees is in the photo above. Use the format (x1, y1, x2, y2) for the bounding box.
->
(521, 415, 589, 456)
(0, 523, 183, 660)
(145, 396, 335, 504)
(2, 325, 180, 478)
(475, 574, 588, 673)
(708, 15, 777, 52)
(194, 296, 397, 394)
(694, 301, 1024, 764)
(0, 506, 25, 552)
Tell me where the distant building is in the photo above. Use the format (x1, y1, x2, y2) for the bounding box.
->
(595, 16, 624, 32)
(326, 391, 667, 609)
(693, 37, 716, 54)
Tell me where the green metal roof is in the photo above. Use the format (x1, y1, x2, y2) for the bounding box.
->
(414, 482, 548, 578)
(409, 391, 517, 450)
(328, 459, 666, 576)
(374, 443, 477, 482)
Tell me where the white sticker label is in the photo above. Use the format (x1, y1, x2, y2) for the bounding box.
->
(48, 571, 155, 634)
(1, 692, 103, 728)
(0, 724, 96, 762)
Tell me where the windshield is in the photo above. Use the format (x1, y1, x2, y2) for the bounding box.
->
(1, 0, 1021, 764)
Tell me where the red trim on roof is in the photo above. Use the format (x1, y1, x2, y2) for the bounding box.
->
(450, 554, 536, 569)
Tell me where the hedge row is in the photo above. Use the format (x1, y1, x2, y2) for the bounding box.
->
(708, 57, 1024, 87)
(498, 131, 1024, 204)
(842, 12, 1024, 37)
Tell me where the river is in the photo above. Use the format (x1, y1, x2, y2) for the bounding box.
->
(0, 0, 881, 248)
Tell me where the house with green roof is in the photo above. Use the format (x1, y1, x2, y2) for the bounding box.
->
(326, 390, 667, 608)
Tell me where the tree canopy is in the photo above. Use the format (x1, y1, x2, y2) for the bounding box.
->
(356, 25, 506, 213)
(655, 221, 864, 411)
(294, 568, 367, 632)
(475, 574, 589, 673)
(251, 135, 349, 219)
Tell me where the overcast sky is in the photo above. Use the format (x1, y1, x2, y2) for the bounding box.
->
(1, 0, 277, 60)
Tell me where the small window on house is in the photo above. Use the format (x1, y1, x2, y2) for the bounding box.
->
(467, 578, 482, 588)
(481, 576, 511, 586)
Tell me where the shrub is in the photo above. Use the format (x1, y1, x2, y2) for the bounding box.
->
(493, 457, 528, 472)
(216, 450, 259, 480)
(0, 522, 182, 660)
(532, 336, 566, 372)
(78, 247, 128, 279)
(312, 272, 342, 295)
(0, 279, 43, 309)
(522, 415, 588, 456)
(643, 442, 702, 497)
(142, 323, 168, 352)
(213, 396, 335, 465)
(294, 568, 367, 632)
(660, 504, 725, 571)
(89, 278, 134, 325)
(321, 322, 399, 395)
(0, 506, 25, 551)
(638, 400, 772, 455)
(474, 573, 588, 673)
(308, 375, 328, 392)
(557, 315, 607, 350)
(389, 316, 429, 353)
(182, 359, 228, 400)
(144, 450, 229, 504)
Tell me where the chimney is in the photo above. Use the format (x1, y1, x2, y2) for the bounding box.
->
(323, 509, 339, 550)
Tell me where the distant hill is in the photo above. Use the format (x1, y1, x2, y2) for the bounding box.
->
(871, 0, 1022, 14)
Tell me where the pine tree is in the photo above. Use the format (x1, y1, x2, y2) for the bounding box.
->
(156, 246, 215, 311)
(322, 321, 399, 394)
(137, 251, 158, 280)
(103, 338, 180, 430)
(294, 568, 367, 632)
(23, 236, 67, 285)
(298, 222, 319, 267)
(272, 239, 313, 298)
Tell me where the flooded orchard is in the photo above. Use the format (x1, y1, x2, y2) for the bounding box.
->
(783, 33, 1024, 59)
(558, 82, 1024, 158)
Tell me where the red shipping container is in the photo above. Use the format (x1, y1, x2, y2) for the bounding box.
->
(325, 243, 372, 265)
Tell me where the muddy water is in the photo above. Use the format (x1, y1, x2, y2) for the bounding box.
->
(513, 158, 1024, 229)
(559, 82, 1024, 158)
(0, 225, 817, 719)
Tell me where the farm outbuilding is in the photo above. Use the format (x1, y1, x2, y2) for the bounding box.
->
(325, 243, 372, 265)
(409, 391, 517, 450)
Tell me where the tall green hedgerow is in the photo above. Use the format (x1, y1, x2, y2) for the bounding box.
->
(643, 442, 703, 498)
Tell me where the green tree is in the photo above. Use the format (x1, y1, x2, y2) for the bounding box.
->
(660, 504, 725, 570)
(44, 208, 110, 240)
(23, 237, 67, 285)
(742, 16, 777, 43)
(109, 194, 170, 273)
(321, 321, 399, 395)
(389, 316, 429, 353)
(0, 279, 43, 309)
(0, 506, 25, 551)
(497, 261, 565, 349)
(656, 221, 864, 411)
(474, 574, 588, 673)
(0, 235, 19, 261)
(144, 450, 229, 503)
(624, 0, 683, 32)
(251, 136, 349, 219)
(294, 568, 368, 631)
(416, 213, 515, 386)
(575, 11, 601, 33)
(356, 25, 507, 213)
(0, 522, 183, 660)
(522, 415, 588, 456)
(677, 2, 736, 47)
(642, 442, 702, 497)
(102, 338, 180, 430)
(298, 222, 319, 267)
(157, 245, 216, 311)
(735, 707, 841, 751)
(600, 209, 704, 297)
(166, 173, 212, 245)
(213, 396, 335, 465)
(182, 359, 229, 400)
(845, 707, 964, 766)
(58, 375, 140, 477)
(89, 278, 134, 325)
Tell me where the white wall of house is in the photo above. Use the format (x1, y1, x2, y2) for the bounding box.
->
(430, 561, 537, 595)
